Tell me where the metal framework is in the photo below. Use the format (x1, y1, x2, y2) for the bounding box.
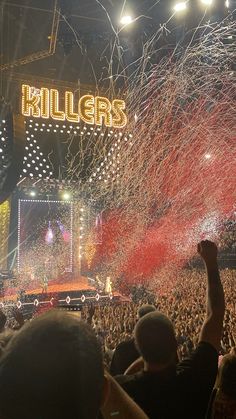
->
(0, 0, 60, 71)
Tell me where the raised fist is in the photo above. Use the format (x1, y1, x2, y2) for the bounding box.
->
(197, 240, 218, 266)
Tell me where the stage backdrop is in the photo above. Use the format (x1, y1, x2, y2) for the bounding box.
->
(17, 199, 73, 286)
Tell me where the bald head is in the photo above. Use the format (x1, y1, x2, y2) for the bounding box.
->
(0, 310, 104, 419)
(135, 312, 177, 365)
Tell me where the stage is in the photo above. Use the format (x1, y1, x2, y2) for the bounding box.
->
(0, 275, 130, 312)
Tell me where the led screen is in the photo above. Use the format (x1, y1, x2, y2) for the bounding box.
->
(18, 200, 73, 287)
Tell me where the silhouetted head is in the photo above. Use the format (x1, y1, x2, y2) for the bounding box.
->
(0, 310, 104, 419)
(135, 311, 177, 366)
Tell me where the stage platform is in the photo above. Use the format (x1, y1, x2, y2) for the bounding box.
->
(0, 276, 130, 312)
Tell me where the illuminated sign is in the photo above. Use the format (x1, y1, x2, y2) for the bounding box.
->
(21, 84, 127, 128)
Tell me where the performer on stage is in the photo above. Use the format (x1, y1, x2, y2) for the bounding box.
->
(41, 274, 48, 294)
(105, 276, 112, 294)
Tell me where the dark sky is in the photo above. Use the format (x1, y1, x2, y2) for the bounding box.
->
(0, 0, 229, 87)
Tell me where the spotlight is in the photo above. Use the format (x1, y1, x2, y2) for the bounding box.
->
(62, 192, 71, 200)
(200, 0, 213, 5)
(174, 2, 187, 12)
(120, 15, 133, 25)
(225, 0, 229, 7)
(29, 190, 37, 197)
(205, 153, 211, 159)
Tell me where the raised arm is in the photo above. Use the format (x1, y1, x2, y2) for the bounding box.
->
(198, 240, 225, 351)
(101, 373, 148, 419)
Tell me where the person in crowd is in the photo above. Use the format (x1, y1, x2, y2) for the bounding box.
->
(115, 240, 225, 419)
(0, 329, 15, 358)
(0, 310, 6, 333)
(207, 349, 236, 418)
(110, 304, 156, 375)
(0, 310, 148, 419)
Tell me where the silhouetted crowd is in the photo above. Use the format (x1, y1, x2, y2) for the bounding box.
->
(0, 241, 235, 418)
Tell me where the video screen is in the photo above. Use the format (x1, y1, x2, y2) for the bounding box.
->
(18, 200, 73, 284)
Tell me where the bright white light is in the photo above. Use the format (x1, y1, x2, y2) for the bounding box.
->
(62, 192, 71, 200)
(120, 15, 133, 25)
(17, 301, 22, 309)
(205, 153, 211, 159)
(201, 0, 213, 5)
(225, 0, 229, 6)
(174, 2, 187, 12)
(29, 190, 36, 197)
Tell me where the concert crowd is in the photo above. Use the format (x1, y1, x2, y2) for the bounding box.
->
(83, 268, 236, 365)
(0, 241, 235, 418)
